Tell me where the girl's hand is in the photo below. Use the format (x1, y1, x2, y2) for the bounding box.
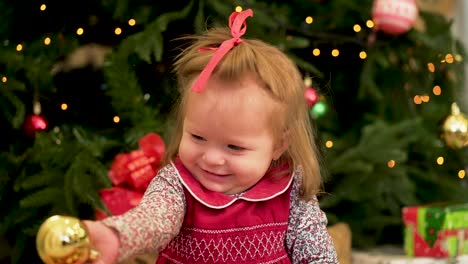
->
(82, 220, 120, 264)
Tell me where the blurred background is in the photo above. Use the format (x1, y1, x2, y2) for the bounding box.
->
(1, 0, 467, 263)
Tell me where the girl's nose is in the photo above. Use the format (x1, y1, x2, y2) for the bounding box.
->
(202, 148, 225, 166)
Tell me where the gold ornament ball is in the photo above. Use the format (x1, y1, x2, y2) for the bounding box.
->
(36, 215, 98, 264)
(442, 102, 468, 149)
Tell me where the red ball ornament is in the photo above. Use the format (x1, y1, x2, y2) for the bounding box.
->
(22, 114, 48, 137)
(372, 0, 418, 35)
(304, 87, 319, 108)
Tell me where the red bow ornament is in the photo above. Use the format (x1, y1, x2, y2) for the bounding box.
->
(96, 133, 165, 220)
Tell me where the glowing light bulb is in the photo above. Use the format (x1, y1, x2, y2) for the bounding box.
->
(413, 95, 422, 105)
(458, 170, 465, 179)
(331, 49, 339, 57)
(353, 24, 361, 32)
(432, 85, 441, 95)
(359, 51, 367, 59)
(427, 63, 435, 72)
(312, 48, 320, 56)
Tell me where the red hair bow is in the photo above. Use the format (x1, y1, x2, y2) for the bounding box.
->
(191, 9, 254, 92)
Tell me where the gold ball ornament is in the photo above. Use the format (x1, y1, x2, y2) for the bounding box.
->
(442, 102, 468, 149)
(36, 215, 99, 264)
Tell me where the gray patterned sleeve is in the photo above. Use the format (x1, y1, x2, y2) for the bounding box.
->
(101, 164, 186, 262)
(286, 170, 338, 263)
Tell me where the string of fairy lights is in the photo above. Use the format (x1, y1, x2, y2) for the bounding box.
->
(14, 3, 139, 126)
(3, 3, 467, 179)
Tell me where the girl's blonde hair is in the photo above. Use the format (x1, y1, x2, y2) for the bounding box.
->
(163, 27, 323, 200)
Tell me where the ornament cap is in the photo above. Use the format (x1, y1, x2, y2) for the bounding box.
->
(33, 101, 42, 115)
(451, 102, 460, 115)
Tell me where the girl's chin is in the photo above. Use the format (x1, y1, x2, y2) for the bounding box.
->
(199, 180, 228, 193)
(197, 180, 235, 194)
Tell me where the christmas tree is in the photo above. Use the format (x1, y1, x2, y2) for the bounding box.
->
(1, 0, 467, 263)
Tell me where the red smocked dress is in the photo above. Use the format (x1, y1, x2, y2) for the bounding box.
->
(156, 159, 293, 264)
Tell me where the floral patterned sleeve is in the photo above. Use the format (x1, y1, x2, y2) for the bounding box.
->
(101, 164, 186, 262)
(285, 170, 338, 263)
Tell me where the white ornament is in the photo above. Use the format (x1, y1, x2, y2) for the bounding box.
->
(372, 0, 419, 35)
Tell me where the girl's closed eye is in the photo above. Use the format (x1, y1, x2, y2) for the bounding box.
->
(228, 144, 245, 151)
(191, 134, 205, 141)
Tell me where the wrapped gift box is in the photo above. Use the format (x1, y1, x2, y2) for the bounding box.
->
(402, 203, 468, 258)
(352, 250, 468, 264)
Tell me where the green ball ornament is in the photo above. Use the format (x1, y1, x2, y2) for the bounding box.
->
(310, 101, 327, 118)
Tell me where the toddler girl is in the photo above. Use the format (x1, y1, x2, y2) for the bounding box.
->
(84, 9, 338, 264)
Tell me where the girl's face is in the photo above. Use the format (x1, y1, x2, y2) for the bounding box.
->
(178, 73, 287, 195)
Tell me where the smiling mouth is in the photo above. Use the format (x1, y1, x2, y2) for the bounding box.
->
(201, 168, 230, 177)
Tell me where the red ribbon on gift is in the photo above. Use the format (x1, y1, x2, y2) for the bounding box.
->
(95, 187, 144, 220)
(96, 133, 165, 220)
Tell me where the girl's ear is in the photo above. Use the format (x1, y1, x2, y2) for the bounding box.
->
(272, 130, 290, 160)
